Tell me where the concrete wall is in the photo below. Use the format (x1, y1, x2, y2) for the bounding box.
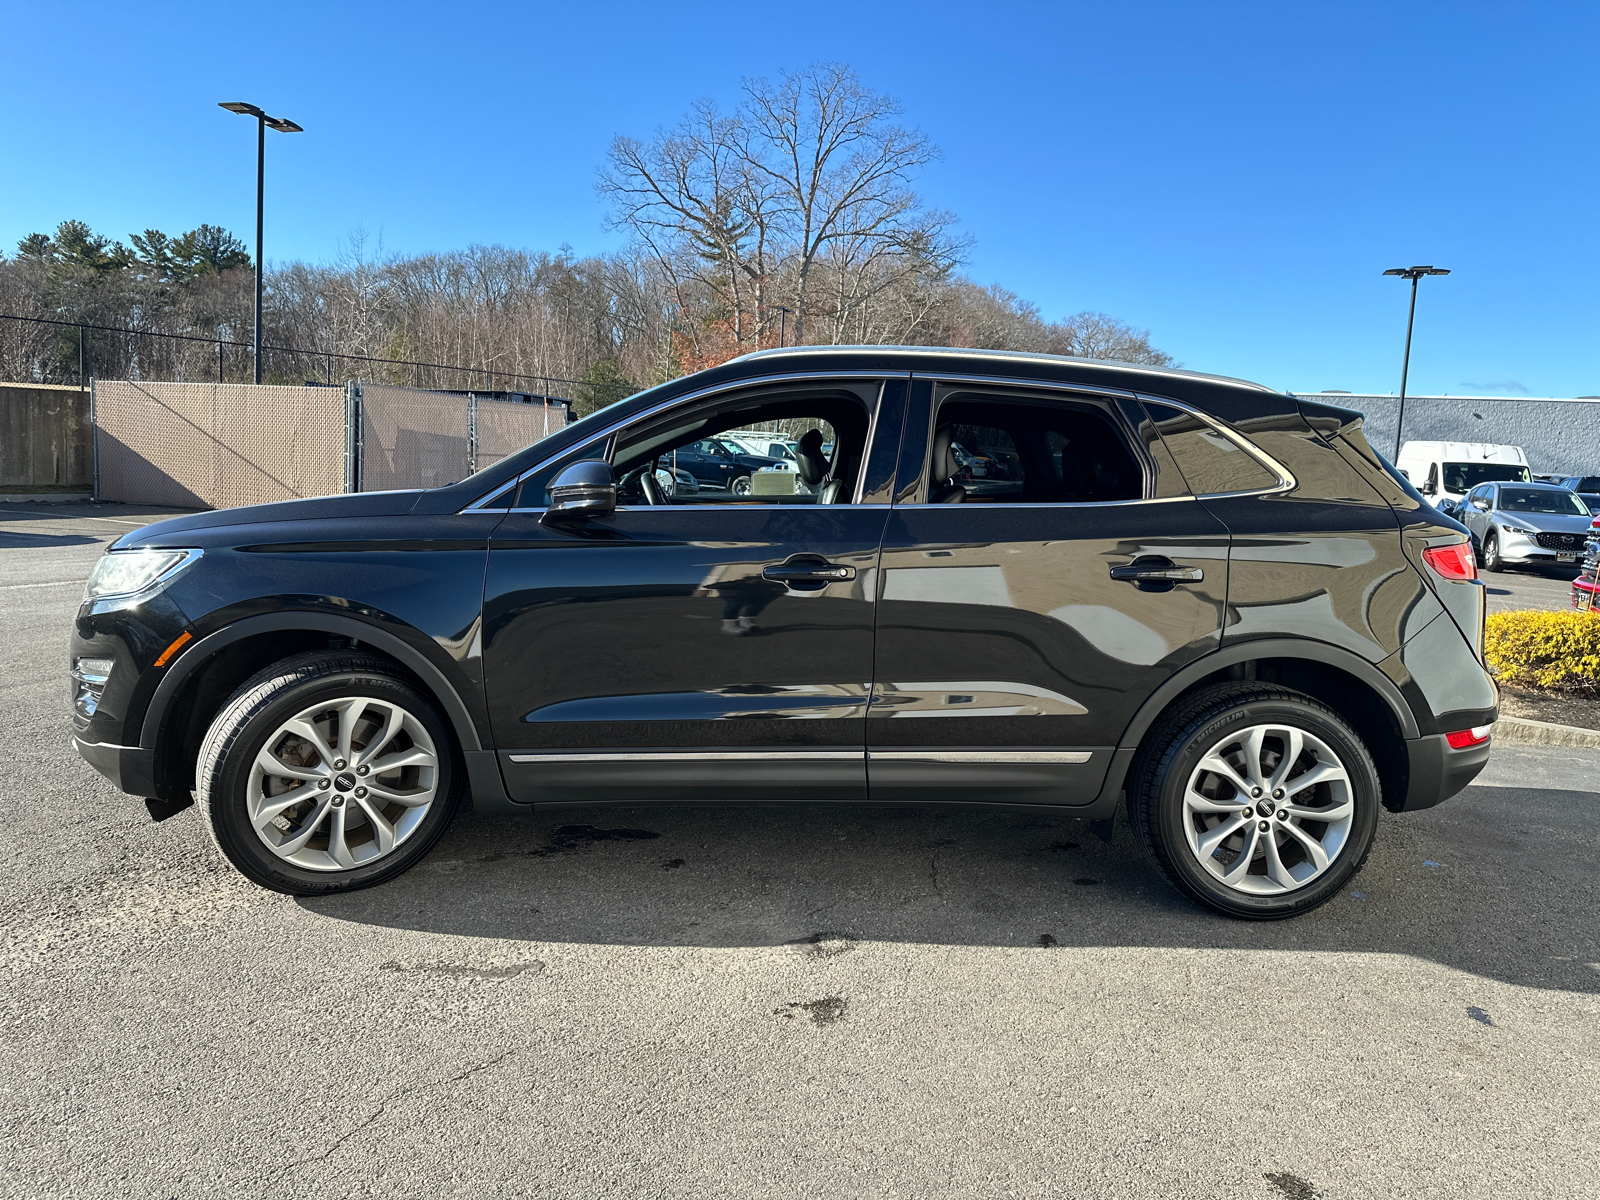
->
(1294, 394, 1600, 476)
(0, 382, 91, 491)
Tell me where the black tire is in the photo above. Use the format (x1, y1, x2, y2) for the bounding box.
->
(1482, 531, 1504, 572)
(1127, 683, 1381, 920)
(730, 474, 752, 497)
(196, 650, 463, 895)
(1470, 534, 1484, 568)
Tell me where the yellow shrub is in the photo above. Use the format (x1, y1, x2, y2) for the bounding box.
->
(1484, 609, 1600, 694)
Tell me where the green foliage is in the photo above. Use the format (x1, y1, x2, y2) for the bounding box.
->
(20, 220, 248, 282)
(19, 220, 134, 271)
(572, 358, 638, 419)
(1484, 609, 1600, 695)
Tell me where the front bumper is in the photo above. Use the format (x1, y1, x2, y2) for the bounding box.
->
(1398, 731, 1493, 811)
(1495, 527, 1584, 565)
(73, 736, 156, 797)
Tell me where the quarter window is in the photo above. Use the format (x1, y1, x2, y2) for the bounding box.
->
(1142, 402, 1280, 496)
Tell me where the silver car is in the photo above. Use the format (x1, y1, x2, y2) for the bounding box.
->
(1457, 480, 1593, 571)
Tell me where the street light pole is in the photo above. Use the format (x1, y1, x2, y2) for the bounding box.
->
(1382, 265, 1450, 460)
(220, 102, 303, 384)
(778, 306, 793, 348)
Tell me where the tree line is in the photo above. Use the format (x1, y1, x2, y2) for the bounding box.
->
(0, 63, 1172, 415)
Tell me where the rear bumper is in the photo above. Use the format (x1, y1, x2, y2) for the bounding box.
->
(73, 736, 156, 797)
(1398, 732, 1493, 811)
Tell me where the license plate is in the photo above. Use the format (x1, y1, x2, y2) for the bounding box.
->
(1558, 554, 1577, 562)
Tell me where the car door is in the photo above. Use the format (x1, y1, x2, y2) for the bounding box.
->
(1461, 485, 1490, 540)
(867, 378, 1230, 807)
(482, 376, 907, 805)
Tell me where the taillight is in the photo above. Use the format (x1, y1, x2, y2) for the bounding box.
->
(1445, 725, 1492, 749)
(1423, 542, 1477, 581)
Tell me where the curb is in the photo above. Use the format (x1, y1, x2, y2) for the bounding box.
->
(1494, 715, 1600, 749)
(0, 494, 92, 504)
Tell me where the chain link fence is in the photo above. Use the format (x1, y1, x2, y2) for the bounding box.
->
(91, 379, 569, 508)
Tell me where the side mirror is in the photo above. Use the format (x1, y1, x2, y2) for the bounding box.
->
(540, 460, 616, 526)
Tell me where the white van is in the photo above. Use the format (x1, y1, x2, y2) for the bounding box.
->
(1395, 441, 1531, 509)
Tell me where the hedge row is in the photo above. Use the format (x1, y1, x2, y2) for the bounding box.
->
(1484, 610, 1600, 694)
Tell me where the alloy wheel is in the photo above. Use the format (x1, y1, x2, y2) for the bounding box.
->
(246, 696, 439, 871)
(1181, 723, 1354, 895)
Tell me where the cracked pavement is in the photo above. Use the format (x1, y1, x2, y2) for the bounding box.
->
(2, 502, 1598, 1198)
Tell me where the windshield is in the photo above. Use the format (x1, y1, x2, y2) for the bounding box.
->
(1498, 487, 1590, 516)
(1443, 462, 1529, 492)
(1572, 476, 1600, 492)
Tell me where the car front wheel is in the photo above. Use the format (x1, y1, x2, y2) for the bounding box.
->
(730, 474, 752, 496)
(196, 650, 462, 895)
(1128, 683, 1380, 920)
(1482, 531, 1504, 572)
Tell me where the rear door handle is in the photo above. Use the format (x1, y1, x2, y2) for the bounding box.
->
(1110, 557, 1204, 588)
(763, 562, 856, 584)
(1109, 564, 1204, 582)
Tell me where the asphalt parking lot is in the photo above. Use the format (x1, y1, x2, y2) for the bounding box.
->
(2, 501, 1596, 1199)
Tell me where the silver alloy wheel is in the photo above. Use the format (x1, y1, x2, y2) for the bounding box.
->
(1182, 723, 1354, 895)
(731, 474, 752, 496)
(247, 696, 439, 872)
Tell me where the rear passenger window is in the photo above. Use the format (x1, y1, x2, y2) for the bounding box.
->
(1142, 402, 1281, 496)
(930, 395, 1143, 503)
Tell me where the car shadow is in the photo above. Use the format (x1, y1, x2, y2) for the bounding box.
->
(0, 531, 103, 549)
(300, 780, 1599, 995)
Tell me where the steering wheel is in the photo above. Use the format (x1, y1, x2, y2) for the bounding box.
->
(640, 466, 664, 506)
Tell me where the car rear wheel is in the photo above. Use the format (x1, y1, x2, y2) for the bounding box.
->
(1128, 683, 1380, 920)
(196, 651, 462, 895)
(1482, 531, 1504, 572)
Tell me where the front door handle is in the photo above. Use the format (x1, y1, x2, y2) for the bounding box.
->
(763, 561, 857, 585)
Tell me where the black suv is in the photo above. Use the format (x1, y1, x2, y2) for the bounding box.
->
(669, 437, 784, 495)
(70, 347, 1496, 918)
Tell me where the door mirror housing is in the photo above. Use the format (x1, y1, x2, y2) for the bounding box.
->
(540, 460, 617, 526)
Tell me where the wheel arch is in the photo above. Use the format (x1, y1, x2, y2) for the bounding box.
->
(1101, 638, 1419, 814)
(142, 613, 486, 802)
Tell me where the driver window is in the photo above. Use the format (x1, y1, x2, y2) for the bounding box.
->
(611, 387, 875, 507)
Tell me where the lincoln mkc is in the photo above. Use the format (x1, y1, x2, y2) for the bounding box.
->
(71, 347, 1497, 918)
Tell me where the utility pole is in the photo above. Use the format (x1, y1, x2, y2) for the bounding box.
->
(1382, 265, 1450, 460)
(777, 306, 793, 348)
(219, 102, 303, 383)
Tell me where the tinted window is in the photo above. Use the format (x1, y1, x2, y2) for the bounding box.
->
(932, 396, 1142, 503)
(1142, 402, 1279, 496)
(1442, 462, 1530, 492)
(1572, 476, 1600, 492)
(1497, 487, 1589, 515)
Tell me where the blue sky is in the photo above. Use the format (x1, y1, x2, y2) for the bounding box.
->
(3, 1, 1594, 396)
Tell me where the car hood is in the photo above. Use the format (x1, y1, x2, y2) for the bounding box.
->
(1494, 511, 1593, 533)
(114, 489, 426, 548)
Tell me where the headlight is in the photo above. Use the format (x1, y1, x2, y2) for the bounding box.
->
(84, 548, 201, 600)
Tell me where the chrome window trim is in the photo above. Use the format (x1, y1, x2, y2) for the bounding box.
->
(508, 749, 864, 764)
(460, 370, 908, 514)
